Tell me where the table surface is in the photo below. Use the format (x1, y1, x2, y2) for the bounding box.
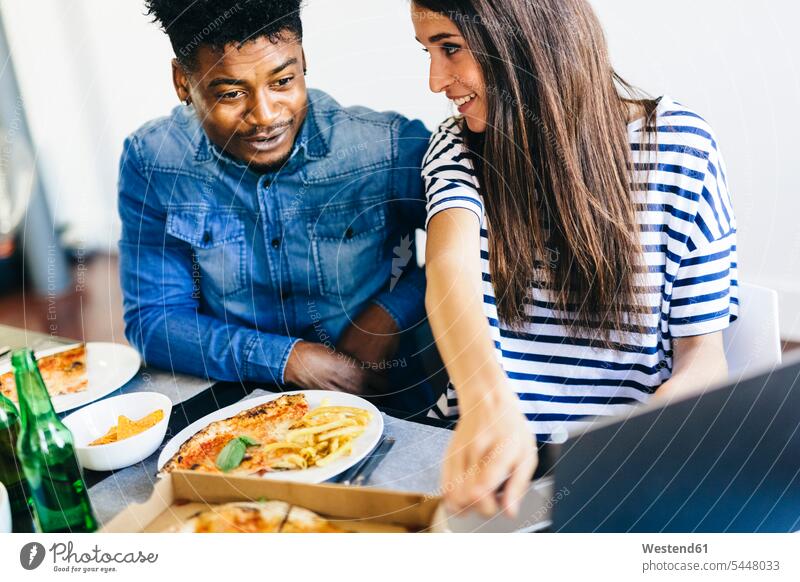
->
(0, 327, 453, 525)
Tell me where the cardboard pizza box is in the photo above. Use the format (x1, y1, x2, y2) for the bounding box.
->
(102, 470, 443, 533)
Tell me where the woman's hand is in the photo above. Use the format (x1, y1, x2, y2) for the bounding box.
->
(442, 380, 538, 518)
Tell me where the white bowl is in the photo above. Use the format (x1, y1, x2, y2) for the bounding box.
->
(62, 392, 172, 471)
(0, 482, 11, 533)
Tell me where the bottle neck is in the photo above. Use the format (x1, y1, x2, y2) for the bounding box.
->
(11, 350, 58, 425)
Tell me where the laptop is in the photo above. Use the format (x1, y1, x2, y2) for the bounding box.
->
(441, 355, 800, 533)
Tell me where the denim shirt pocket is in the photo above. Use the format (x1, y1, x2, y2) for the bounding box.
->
(309, 205, 386, 299)
(166, 208, 248, 298)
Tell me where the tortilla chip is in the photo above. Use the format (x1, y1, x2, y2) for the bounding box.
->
(88, 409, 165, 446)
(132, 409, 164, 432)
(117, 415, 136, 440)
(89, 426, 118, 446)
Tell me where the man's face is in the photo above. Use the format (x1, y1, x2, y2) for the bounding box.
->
(174, 34, 308, 172)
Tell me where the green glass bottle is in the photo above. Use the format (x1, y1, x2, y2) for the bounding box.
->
(12, 348, 98, 533)
(0, 393, 36, 532)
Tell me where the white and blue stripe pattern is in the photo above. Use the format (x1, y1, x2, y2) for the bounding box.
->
(423, 97, 739, 443)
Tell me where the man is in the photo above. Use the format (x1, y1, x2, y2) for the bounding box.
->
(119, 0, 434, 410)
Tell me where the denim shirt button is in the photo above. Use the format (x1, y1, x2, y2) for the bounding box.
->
(202, 231, 211, 244)
(271, 237, 281, 249)
(345, 227, 354, 239)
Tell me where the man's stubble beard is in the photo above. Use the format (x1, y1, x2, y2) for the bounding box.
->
(247, 149, 294, 175)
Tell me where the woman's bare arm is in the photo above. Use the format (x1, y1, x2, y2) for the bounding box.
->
(426, 209, 537, 517)
(425, 210, 504, 393)
(651, 332, 728, 402)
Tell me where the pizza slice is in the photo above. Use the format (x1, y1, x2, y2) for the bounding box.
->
(173, 501, 345, 533)
(160, 394, 309, 476)
(177, 501, 290, 533)
(280, 505, 345, 533)
(0, 344, 88, 404)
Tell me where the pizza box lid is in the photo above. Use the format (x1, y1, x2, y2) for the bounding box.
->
(101, 470, 444, 533)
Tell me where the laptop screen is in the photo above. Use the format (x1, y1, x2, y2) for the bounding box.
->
(551, 358, 800, 532)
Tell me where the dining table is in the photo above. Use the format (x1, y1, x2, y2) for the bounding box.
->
(0, 325, 457, 526)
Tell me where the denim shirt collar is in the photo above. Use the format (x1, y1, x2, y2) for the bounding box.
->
(193, 90, 329, 171)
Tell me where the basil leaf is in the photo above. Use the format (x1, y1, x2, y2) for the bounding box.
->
(216, 438, 246, 472)
(214, 436, 262, 472)
(238, 435, 261, 447)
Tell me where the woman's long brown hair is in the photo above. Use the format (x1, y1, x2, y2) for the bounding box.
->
(414, 0, 658, 343)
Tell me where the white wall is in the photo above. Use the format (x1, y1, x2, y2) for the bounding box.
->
(2, 0, 799, 337)
(0, 0, 175, 254)
(302, 0, 448, 126)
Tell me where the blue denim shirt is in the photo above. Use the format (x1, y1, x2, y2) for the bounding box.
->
(118, 89, 430, 385)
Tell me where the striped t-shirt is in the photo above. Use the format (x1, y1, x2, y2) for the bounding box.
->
(423, 96, 739, 443)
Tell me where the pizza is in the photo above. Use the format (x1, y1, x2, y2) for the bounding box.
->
(161, 394, 310, 476)
(160, 394, 372, 476)
(173, 501, 345, 533)
(176, 501, 289, 533)
(0, 344, 88, 404)
(280, 505, 345, 533)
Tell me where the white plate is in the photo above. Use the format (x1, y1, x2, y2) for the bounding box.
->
(0, 342, 141, 413)
(157, 390, 384, 484)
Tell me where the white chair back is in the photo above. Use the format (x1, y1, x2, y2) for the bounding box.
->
(723, 282, 782, 378)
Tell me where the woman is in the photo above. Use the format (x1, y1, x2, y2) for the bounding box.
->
(411, 0, 738, 518)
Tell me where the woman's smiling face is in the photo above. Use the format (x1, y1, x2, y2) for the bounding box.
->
(412, 4, 488, 133)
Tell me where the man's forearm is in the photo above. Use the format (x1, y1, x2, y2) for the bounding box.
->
(125, 306, 299, 385)
(372, 262, 427, 332)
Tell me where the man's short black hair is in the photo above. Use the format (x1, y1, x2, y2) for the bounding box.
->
(145, 0, 303, 70)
